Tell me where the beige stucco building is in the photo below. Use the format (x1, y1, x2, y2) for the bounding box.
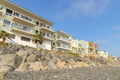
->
(0, 0, 53, 50)
(71, 39, 89, 54)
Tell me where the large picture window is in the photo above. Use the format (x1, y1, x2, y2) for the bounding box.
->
(6, 9, 13, 16)
(22, 26, 31, 32)
(3, 19, 11, 27)
(21, 36, 30, 42)
(14, 12, 20, 17)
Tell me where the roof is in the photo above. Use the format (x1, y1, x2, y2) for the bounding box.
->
(56, 30, 71, 37)
(1, 0, 53, 26)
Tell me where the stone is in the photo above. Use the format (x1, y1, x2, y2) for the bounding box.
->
(15, 63, 28, 71)
(0, 54, 22, 68)
(48, 60, 56, 69)
(16, 50, 28, 62)
(0, 54, 22, 72)
(0, 48, 15, 55)
(0, 66, 14, 72)
(29, 62, 46, 70)
(27, 54, 36, 62)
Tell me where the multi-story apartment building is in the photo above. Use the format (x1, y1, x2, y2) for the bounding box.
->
(88, 42, 98, 54)
(52, 30, 71, 52)
(71, 39, 79, 53)
(78, 40, 89, 54)
(71, 39, 89, 54)
(0, 0, 53, 50)
(96, 50, 109, 59)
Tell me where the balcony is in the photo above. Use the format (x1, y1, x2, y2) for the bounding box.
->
(40, 26, 54, 33)
(57, 37, 71, 43)
(56, 43, 71, 51)
(10, 27, 35, 37)
(89, 46, 94, 49)
(0, 26, 10, 32)
(57, 45, 71, 51)
(12, 16, 34, 27)
(42, 35, 53, 41)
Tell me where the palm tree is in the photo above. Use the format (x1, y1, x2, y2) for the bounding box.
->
(0, 30, 11, 46)
(34, 32, 43, 50)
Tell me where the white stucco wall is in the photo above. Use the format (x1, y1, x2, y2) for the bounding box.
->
(97, 50, 109, 59)
(40, 40, 51, 50)
(10, 33, 36, 48)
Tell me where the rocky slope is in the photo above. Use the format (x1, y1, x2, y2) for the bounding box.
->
(0, 44, 120, 79)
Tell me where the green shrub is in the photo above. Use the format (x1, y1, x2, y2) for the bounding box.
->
(67, 52, 79, 57)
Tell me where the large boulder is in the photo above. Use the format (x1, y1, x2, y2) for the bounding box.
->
(0, 54, 22, 72)
(15, 63, 28, 71)
(16, 50, 28, 62)
(29, 62, 46, 70)
(0, 48, 16, 55)
(27, 54, 36, 62)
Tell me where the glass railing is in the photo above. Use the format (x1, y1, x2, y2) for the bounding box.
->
(42, 35, 52, 39)
(57, 37, 70, 42)
(89, 46, 94, 48)
(57, 44, 71, 50)
(11, 26, 35, 34)
(40, 26, 53, 31)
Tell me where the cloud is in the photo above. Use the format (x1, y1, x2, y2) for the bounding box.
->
(56, 0, 110, 19)
(95, 40, 109, 44)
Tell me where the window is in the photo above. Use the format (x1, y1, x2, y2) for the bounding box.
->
(21, 36, 30, 42)
(0, 5, 3, 10)
(53, 42, 55, 45)
(14, 12, 20, 17)
(35, 21, 39, 26)
(35, 30, 38, 34)
(47, 26, 50, 29)
(3, 19, 11, 27)
(42, 32, 46, 36)
(22, 26, 31, 31)
(21, 14, 32, 22)
(12, 22, 19, 27)
(6, 9, 13, 16)
(57, 42, 61, 46)
(47, 34, 50, 37)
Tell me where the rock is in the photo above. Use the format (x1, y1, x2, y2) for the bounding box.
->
(0, 54, 22, 72)
(0, 48, 15, 55)
(29, 62, 46, 70)
(15, 63, 29, 72)
(16, 50, 28, 62)
(0, 66, 14, 72)
(27, 54, 36, 62)
(26, 48, 35, 55)
(15, 63, 28, 71)
(7, 44, 20, 52)
(48, 59, 56, 69)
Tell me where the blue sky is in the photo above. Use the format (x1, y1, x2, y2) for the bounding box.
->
(10, 0, 120, 57)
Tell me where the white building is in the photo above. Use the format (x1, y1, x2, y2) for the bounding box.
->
(71, 39, 79, 53)
(78, 40, 89, 54)
(0, 0, 53, 50)
(97, 50, 109, 59)
(52, 30, 71, 52)
(71, 39, 89, 54)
